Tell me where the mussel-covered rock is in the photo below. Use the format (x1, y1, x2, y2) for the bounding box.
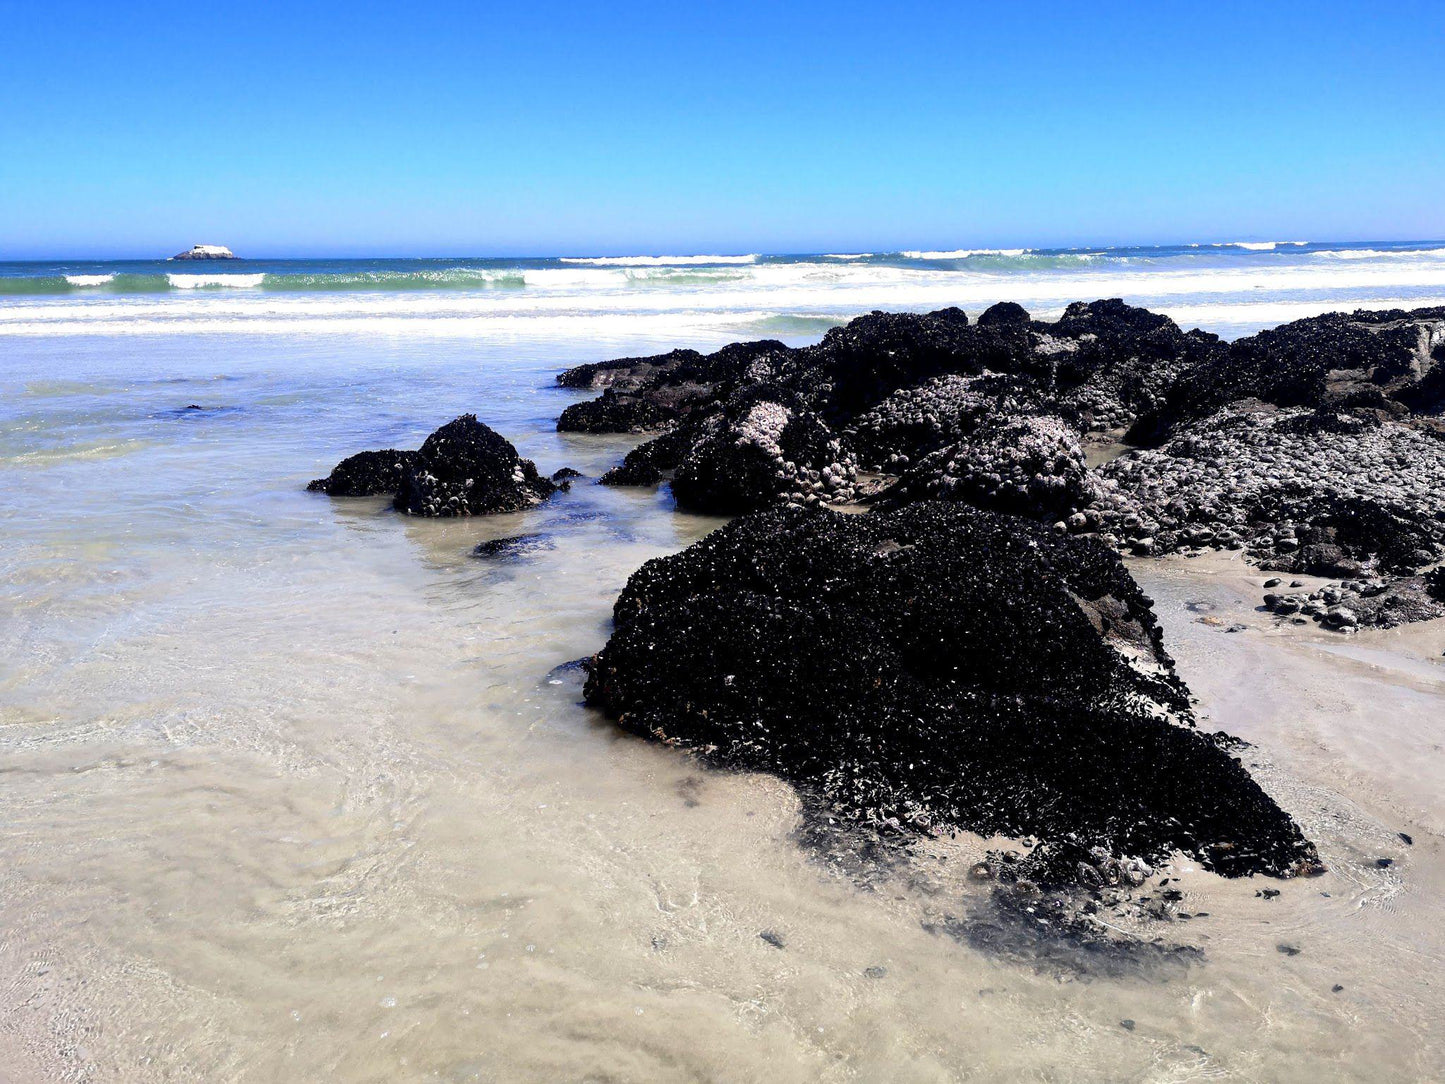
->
(311, 415, 559, 516)
(585, 502, 1317, 877)
(307, 449, 420, 496)
(1095, 404, 1445, 583)
(1128, 307, 1445, 443)
(877, 415, 1098, 520)
(394, 415, 557, 517)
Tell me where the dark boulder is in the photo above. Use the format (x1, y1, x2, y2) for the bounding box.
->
(877, 415, 1098, 520)
(393, 415, 557, 516)
(556, 341, 789, 433)
(307, 449, 420, 496)
(556, 347, 706, 391)
(1129, 307, 1445, 444)
(472, 533, 557, 559)
(670, 397, 856, 514)
(557, 388, 680, 433)
(977, 301, 1032, 327)
(585, 502, 1317, 877)
(846, 372, 1044, 470)
(598, 427, 693, 487)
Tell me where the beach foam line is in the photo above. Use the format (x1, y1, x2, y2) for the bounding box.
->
(900, 248, 1031, 259)
(558, 254, 759, 266)
(167, 273, 265, 289)
(1218, 241, 1309, 251)
(1308, 246, 1445, 260)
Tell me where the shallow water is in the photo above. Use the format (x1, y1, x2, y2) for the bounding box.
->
(2, 318, 1444, 1081)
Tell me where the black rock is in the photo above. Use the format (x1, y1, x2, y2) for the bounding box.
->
(393, 415, 557, 517)
(584, 502, 1317, 877)
(977, 301, 1032, 327)
(1129, 307, 1445, 443)
(471, 533, 556, 559)
(876, 414, 1097, 520)
(759, 930, 786, 949)
(573, 302, 1217, 512)
(307, 449, 421, 496)
(598, 427, 693, 487)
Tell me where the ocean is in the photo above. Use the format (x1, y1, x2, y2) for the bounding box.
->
(3, 240, 1445, 341)
(2, 243, 1443, 1080)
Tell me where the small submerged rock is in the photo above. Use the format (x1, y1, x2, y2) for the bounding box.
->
(471, 533, 556, 560)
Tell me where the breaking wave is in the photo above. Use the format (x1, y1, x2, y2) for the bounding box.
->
(901, 248, 1031, 259)
(558, 254, 759, 266)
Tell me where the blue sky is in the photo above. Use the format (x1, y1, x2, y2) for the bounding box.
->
(1, 0, 1441, 258)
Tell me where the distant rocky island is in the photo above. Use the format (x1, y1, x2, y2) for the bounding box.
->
(170, 244, 237, 260)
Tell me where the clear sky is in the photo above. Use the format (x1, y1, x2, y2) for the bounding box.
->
(1, 0, 1441, 258)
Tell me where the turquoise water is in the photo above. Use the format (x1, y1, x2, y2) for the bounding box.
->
(3, 241, 1444, 341)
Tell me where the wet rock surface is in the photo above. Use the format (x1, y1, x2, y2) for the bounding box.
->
(878, 414, 1098, 520)
(584, 502, 1317, 878)
(394, 415, 558, 516)
(1128, 307, 1445, 443)
(562, 301, 1214, 515)
(307, 449, 420, 496)
(1091, 404, 1445, 619)
(472, 533, 557, 560)
(310, 415, 559, 516)
(562, 301, 1445, 626)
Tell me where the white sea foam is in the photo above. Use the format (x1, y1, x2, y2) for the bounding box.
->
(167, 273, 265, 289)
(900, 248, 1030, 259)
(558, 254, 759, 266)
(1309, 246, 1445, 260)
(64, 274, 114, 287)
(1218, 241, 1309, 251)
(5, 247, 1443, 339)
(821, 253, 875, 260)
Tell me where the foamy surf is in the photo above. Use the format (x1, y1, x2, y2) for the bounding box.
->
(2, 242, 1443, 338)
(900, 247, 1031, 259)
(558, 254, 759, 265)
(167, 273, 266, 289)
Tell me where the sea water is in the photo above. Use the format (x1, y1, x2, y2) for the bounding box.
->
(1, 246, 1443, 1080)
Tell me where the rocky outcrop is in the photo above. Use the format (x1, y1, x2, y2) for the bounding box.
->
(307, 449, 419, 496)
(393, 415, 558, 516)
(567, 301, 1212, 515)
(670, 396, 859, 513)
(557, 340, 789, 433)
(1091, 404, 1445, 589)
(585, 502, 1318, 878)
(562, 302, 1444, 625)
(878, 415, 1098, 520)
(310, 415, 559, 516)
(171, 245, 236, 260)
(1128, 307, 1445, 444)
(845, 372, 1043, 471)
